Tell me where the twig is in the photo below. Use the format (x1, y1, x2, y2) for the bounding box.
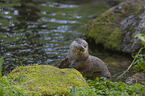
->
(117, 47, 144, 80)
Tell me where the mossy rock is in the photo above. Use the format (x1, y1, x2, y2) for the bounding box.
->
(85, 0, 145, 54)
(6, 65, 88, 95)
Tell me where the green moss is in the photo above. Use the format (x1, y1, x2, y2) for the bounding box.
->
(85, 2, 124, 50)
(106, 28, 122, 50)
(85, 0, 145, 51)
(86, 20, 122, 50)
(6, 65, 88, 95)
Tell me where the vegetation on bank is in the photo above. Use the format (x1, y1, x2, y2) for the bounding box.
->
(70, 78, 145, 96)
(0, 74, 145, 96)
(117, 34, 145, 80)
(133, 34, 145, 73)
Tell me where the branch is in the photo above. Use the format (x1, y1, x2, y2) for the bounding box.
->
(117, 47, 144, 80)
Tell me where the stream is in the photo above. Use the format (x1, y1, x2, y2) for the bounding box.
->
(0, 0, 133, 81)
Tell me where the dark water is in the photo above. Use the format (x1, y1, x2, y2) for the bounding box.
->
(0, 0, 132, 81)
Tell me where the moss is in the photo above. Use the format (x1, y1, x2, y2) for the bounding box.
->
(86, 17, 122, 50)
(7, 65, 88, 95)
(85, 0, 145, 51)
(105, 28, 122, 50)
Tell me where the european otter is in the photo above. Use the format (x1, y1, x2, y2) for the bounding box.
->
(58, 38, 111, 80)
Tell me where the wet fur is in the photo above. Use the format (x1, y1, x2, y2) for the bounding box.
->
(58, 38, 111, 80)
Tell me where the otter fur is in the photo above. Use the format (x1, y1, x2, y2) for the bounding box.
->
(58, 38, 111, 80)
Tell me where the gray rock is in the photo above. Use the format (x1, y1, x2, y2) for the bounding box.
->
(85, 0, 145, 55)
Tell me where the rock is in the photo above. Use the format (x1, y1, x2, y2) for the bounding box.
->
(85, 0, 145, 55)
(5, 65, 88, 95)
(105, 0, 123, 6)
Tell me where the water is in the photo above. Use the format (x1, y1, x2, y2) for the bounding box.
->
(0, 0, 132, 81)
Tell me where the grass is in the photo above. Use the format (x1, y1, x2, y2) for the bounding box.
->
(0, 57, 3, 78)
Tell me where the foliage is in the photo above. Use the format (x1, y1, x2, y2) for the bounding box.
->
(70, 77, 145, 96)
(133, 34, 145, 72)
(0, 57, 3, 78)
(0, 59, 25, 96)
(135, 34, 145, 47)
(70, 86, 96, 96)
(0, 76, 27, 96)
(133, 54, 145, 73)
(117, 34, 145, 79)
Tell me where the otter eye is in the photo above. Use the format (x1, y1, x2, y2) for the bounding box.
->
(80, 46, 84, 49)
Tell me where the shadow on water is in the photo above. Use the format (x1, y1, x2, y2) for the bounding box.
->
(0, 0, 133, 81)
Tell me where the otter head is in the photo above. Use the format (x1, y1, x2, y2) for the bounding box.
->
(69, 38, 89, 58)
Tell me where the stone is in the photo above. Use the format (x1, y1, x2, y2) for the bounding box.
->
(85, 0, 145, 55)
(6, 65, 88, 95)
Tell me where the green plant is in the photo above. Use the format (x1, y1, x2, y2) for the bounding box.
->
(133, 34, 145, 72)
(135, 34, 145, 46)
(133, 54, 145, 72)
(0, 57, 3, 78)
(70, 77, 145, 96)
(0, 60, 27, 96)
(0, 76, 27, 96)
(117, 34, 145, 79)
(70, 87, 96, 96)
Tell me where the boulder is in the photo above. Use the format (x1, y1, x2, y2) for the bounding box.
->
(4, 65, 88, 95)
(85, 0, 145, 55)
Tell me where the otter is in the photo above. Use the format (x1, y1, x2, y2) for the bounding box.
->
(58, 38, 111, 80)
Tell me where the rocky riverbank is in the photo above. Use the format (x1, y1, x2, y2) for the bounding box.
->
(85, 0, 145, 55)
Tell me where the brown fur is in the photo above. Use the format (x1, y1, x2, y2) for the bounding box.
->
(58, 38, 111, 80)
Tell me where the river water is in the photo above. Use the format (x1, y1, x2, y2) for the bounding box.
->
(0, 0, 132, 81)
